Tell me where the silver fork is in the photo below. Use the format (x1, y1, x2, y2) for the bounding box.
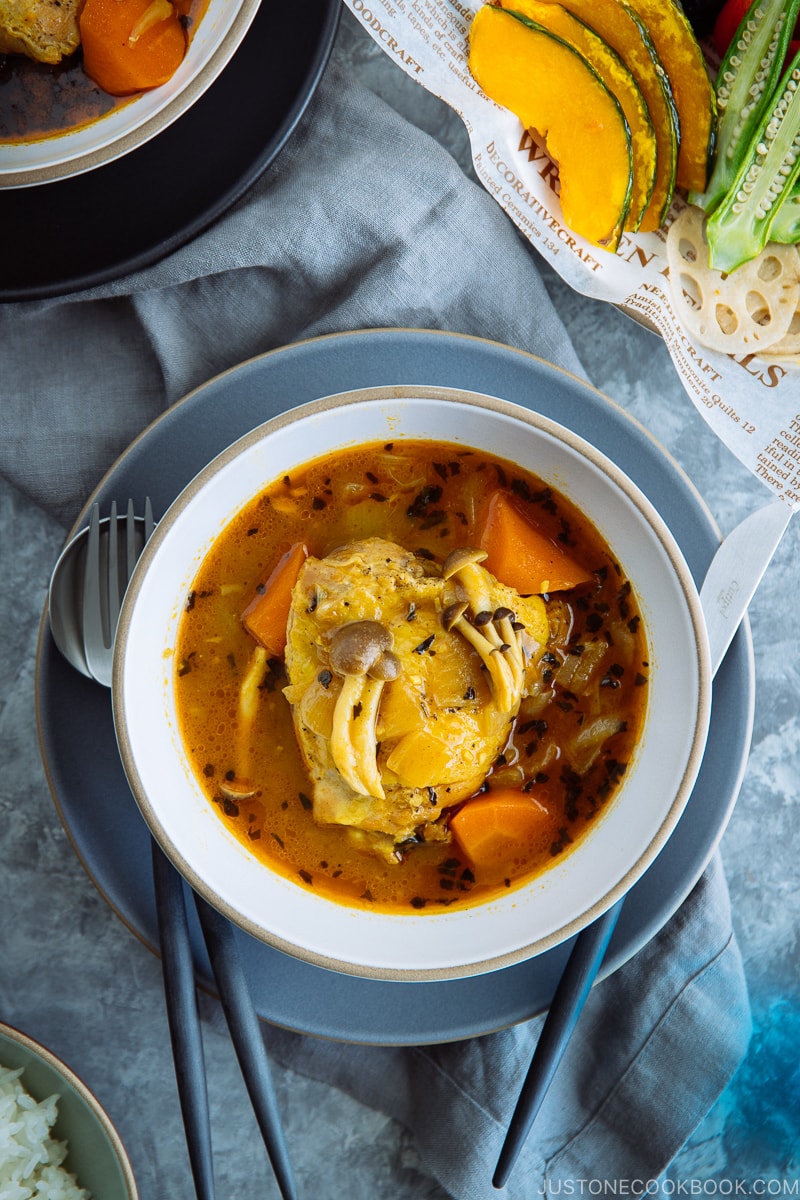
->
(77, 498, 297, 1200)
(82, 498, 154, 686)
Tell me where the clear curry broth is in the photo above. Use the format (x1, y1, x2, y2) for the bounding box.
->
(173, 438, 649, 914)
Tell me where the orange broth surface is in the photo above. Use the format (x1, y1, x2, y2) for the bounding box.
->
(174, 439, 650, 914)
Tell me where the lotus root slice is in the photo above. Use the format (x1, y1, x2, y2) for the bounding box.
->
(666, 206, 800, 355)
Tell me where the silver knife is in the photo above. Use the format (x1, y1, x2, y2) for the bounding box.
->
(494, 493, 794, 1189)
(700, 497, 793, 676)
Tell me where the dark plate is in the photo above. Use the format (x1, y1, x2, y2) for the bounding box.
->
(0, 0, 340, 301)
(35, 329, 755, 1046)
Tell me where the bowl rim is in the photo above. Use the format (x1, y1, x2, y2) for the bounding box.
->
(0, 1020, 139, 1199)
(0, 0, 262, 189)
(113, 384, 713, 981)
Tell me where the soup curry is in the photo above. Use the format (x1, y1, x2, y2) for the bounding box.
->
(174, 439, 649, 914)
(0, 0, 210, 143)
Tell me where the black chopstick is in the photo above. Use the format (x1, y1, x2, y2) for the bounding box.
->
(151, 841, 216, 1200)
(493, 898, 625, 1189)
(193, 892, 298, 1200)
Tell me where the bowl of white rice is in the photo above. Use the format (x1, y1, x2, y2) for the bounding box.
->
(0, 1022, 137, 1200)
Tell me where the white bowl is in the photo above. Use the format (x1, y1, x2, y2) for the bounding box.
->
(113, 385, 712, 981)
(0, 1022, 138, 1199)
(0, 0, 260, 188)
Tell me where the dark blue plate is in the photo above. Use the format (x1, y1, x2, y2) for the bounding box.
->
(35, 329, 754, 1045)
(0, 0, 340, 300)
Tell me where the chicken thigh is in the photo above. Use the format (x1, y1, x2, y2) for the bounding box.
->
(283, 536, 549, 859)
(0, 0, 82, 62)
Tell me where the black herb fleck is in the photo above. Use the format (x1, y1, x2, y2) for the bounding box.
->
(407, 485, 442, 519)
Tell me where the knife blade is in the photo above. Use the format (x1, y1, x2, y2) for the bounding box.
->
(700, 498, 793, 676)
(493, 495, 794, 1190)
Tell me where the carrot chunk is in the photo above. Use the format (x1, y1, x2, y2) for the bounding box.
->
(242, 543, 308, 658)
(450, 788, 552, 869)
(79, 0, 187, 96)
(478, 491, 592, 594)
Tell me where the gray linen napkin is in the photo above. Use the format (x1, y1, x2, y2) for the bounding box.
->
(0, 57, 750, 1197)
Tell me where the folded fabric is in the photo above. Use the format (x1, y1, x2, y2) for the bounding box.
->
(0, 51, 751, 1199)
(261, 855, 749, 1197)
(0, 56, 583, 526)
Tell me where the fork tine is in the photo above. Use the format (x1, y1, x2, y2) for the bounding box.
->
(144, 495, 155, 542)
(82, 498, 150, 687)
(107, 499, 120, 638)
(82, 503, 104, 680)
(125, 499, 138, 583)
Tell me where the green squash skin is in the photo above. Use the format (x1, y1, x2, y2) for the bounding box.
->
(478, 8, 635, 250)
(506, 3, 657, 230)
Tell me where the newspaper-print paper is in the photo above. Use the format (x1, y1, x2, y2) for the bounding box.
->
(345, 0, 800, 509)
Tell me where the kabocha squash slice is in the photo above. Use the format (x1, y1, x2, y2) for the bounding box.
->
(512, 0, 679, 230)
(468, 5, 633, 250)
(623, 0, 716, 194)
(691, 0, 800, 215)
(499, 1, 656, 231)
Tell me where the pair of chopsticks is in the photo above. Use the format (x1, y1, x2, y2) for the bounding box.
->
(151, 843, 297, 1200)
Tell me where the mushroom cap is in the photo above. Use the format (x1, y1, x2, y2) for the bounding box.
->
(441, 546, 488, 580)
(329, 620, 393, 676)
(368, 649, 401, 681)
(442, 599, 469, 631)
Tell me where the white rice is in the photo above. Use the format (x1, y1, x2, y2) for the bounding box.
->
(0, 1065, 90, 1200)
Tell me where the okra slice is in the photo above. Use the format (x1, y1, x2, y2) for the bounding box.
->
(770, 176, 800, 241)
(691, 0, 800, 214)
(706, 50, 800, 272)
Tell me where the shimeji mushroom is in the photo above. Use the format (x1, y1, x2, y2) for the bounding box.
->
(441, 547, 526, 714)
(328, 620, 400, 799)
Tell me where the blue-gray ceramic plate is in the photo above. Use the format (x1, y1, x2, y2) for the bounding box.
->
(35, 329, 754, 1045)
